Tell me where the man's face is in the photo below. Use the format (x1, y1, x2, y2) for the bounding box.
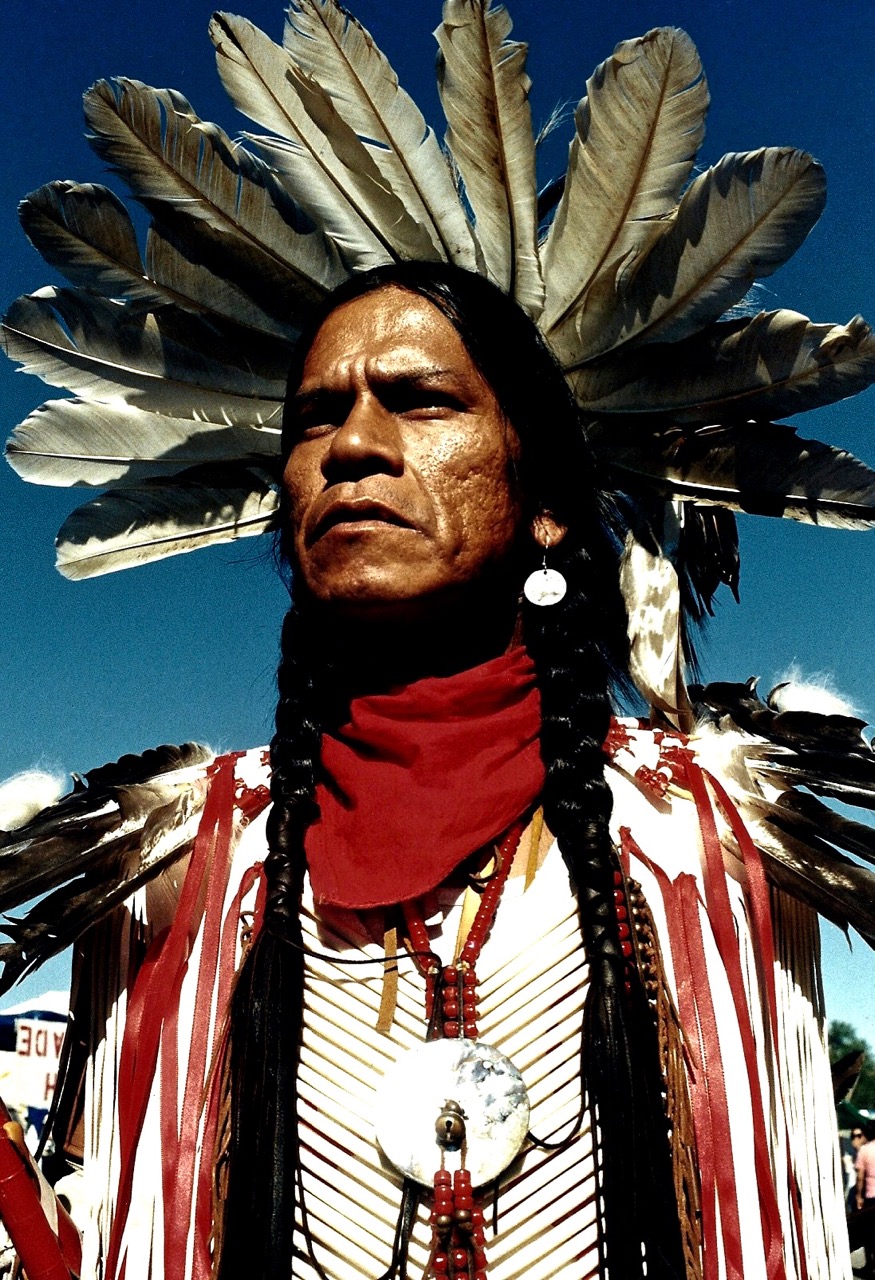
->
(283, 287, 525, 616)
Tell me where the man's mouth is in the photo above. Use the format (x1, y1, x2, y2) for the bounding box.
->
(313, 498, 415, 539)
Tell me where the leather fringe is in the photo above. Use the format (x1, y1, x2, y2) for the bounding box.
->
(629, 875, 704, 1280)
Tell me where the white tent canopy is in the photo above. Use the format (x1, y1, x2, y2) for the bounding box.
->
(0, 990, 68, 1018)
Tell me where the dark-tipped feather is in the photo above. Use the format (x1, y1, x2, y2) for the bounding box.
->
(0, 743, 212, 992)
(693, 680, 875, 947)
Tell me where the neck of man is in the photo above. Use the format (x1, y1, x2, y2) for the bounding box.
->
(304, 581, 523, 701)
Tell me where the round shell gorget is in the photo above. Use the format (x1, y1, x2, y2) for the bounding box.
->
(374, 1039, 530, 1187)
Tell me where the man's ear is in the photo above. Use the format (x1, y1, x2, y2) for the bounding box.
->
(531, 512, 568, 548)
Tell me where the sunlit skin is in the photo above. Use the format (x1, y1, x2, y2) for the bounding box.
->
(283, 287, 564, 642)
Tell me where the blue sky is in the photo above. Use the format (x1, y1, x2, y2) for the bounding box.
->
(1, 0, 875, 1028)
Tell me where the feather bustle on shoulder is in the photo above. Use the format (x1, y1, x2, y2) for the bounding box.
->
(0, 743, 214, 993)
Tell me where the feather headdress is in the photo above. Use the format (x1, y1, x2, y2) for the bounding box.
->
(4, 4, 875, 720)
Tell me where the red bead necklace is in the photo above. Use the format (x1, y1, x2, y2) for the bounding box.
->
(401, 818, 527, 1280)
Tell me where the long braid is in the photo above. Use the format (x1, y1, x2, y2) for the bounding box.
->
(216, 604, 322, 1279)
(526, 536, 686, 1280)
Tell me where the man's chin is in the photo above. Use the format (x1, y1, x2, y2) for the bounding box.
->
(308, 586, 447, 624)
(296, 570, 484, 623)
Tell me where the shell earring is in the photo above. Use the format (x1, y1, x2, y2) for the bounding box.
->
(523, 538, 567, 607)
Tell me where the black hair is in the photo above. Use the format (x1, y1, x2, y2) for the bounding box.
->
(217, 263, 684, 1280)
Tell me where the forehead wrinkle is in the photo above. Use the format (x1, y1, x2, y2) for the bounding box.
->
(299, 355, 480, 397)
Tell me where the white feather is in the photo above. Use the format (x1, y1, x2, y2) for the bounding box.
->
(572, 310, 875, 423)
(281, 0, 476, 267)
(436, 0, 543, 314)
(542, 28, 708, 358)
(84, 77, 346, 306)
(2, 289, 285, 428)
(588, 417, 875, 531)
(19, 181, 155, 303)
(0, 772, 66, 832)
(20, 182, 298, 341)
(566, 148, 826, 366)
(55, 471, 279, 579)
(144, 223, 300, 339)
(6, 399, 279, 489)
(211, 13, 422, 267)
(769, 669, 860, 717)
(619, 505, 692, 728)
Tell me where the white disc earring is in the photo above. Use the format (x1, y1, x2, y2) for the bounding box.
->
(523, 540, 567, 607)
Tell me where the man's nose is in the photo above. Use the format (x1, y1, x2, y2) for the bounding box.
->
(322, 393, 404, 480)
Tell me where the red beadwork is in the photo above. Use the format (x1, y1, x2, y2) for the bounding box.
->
(634, 763, 670, 797)
(463, 1022, 478, 1038)
(452, 1249, 468, 1269)
(443, 966, 459, 985)
(463, 971, 477, 987)
(621, 940, 633, 958)
(403, 904, 432, 954)
(434, 1171, 451, 1187)
(480, 886, 501, 911)
(444, 1020, 461, 1038)
(442, 999, 460, 1019)
(432, 1255, 449, 1274)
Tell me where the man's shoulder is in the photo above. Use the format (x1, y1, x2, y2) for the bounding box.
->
(0, 743, 271, 992)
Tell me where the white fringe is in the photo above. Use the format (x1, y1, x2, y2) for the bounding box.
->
(772, 890, 852, 1279)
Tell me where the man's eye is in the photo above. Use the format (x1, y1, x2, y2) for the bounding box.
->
(383, 386, 463, 414)
(296, 415, 336, 437)
(289, 397, 348, 437)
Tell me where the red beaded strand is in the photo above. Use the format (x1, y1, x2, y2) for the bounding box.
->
(429, 1167, 489, 1280)
(613, 868, 634, 992)
(402, 900, 441, 1022)
(404, 818, 527, 1280)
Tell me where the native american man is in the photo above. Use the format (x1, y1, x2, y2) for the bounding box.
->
(3, 6, 875, 1278)
(16, 265, 836, 1280)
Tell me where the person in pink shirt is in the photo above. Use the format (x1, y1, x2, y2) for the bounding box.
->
(856, 1124, 875, 1275)
(855, 1124, 875, 1211)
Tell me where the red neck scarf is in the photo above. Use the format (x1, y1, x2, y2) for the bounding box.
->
(305, 646, 544, 908)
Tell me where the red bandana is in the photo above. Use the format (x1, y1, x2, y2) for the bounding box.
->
(305, 646, 544, 908)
